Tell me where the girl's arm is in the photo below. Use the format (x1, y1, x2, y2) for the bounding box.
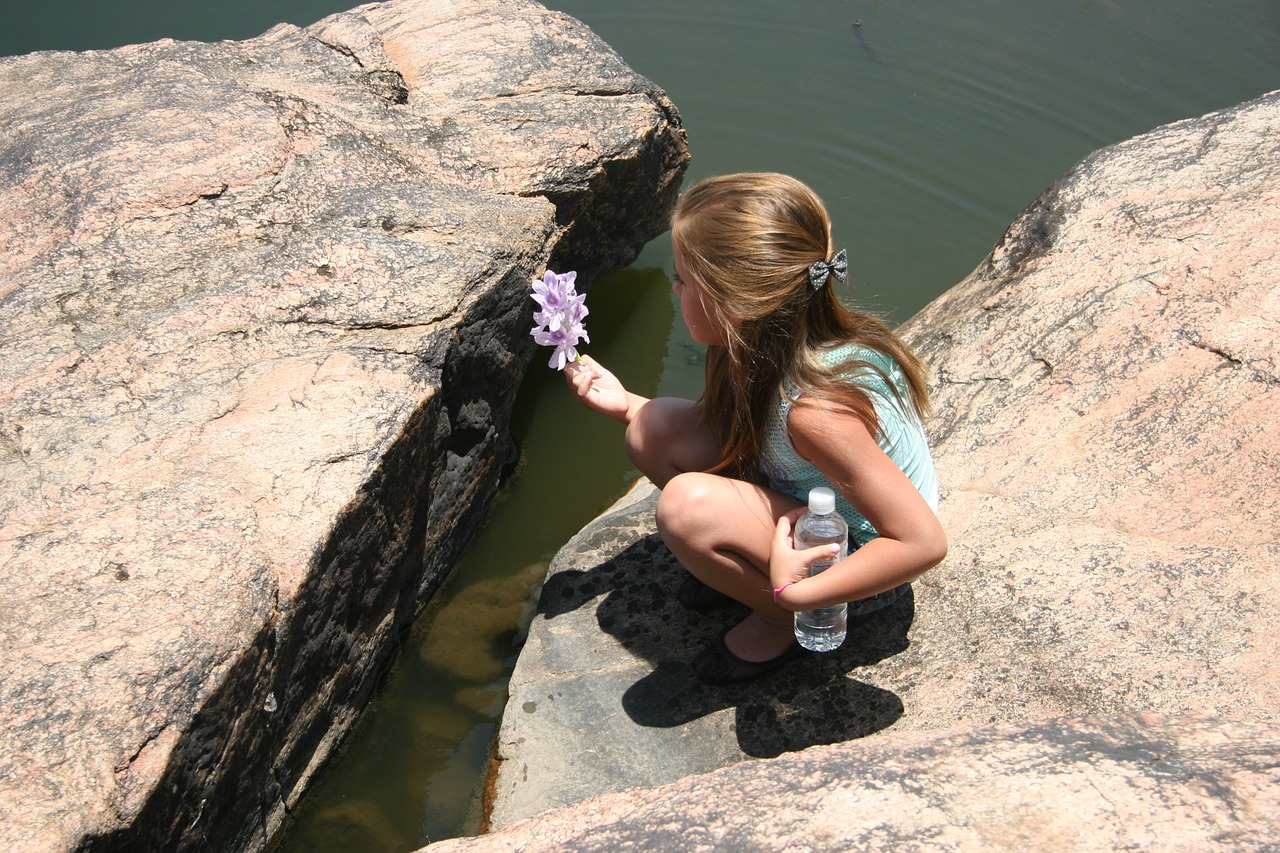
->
(770, 398, 947, 611)
(564, 355, 650, 425)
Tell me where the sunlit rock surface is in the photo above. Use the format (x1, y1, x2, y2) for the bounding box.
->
(0, 0, 687, 849)
(435, 714, 1280, 851)
(452, 89, 1279, 847)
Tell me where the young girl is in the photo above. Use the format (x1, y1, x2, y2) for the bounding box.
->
(564, 172, 946, 685)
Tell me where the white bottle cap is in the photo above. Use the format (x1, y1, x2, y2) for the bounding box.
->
(808, 486, 836, 515)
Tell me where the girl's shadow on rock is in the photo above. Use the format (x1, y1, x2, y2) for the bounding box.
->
(538, 533, 912, 759)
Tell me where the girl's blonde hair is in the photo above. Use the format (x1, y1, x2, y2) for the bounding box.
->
(670, 172, 931, 475)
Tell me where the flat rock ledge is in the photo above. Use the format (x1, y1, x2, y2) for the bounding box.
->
(446, 90, 1280, 848)
(435, 714, 1280, 851)
(0, 1, 687, 850)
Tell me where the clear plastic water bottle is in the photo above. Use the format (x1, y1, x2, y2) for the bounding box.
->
(793, 487, 848, 652)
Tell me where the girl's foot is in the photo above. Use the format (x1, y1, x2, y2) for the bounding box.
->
(726, 612, 797, 660)
(691, 614, 802, 685)
(692, 629, 803, 685)
(677, 574, 734, 610)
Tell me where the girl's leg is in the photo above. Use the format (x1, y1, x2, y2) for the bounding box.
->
(625, 397, 721, 488)
(655, 472, 804, 662)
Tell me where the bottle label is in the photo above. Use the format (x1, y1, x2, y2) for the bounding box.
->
(809, 556, 838, 577)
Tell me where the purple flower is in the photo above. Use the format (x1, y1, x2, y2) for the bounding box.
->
(530, 269, 588, 370)
(531, 269, 575, 316)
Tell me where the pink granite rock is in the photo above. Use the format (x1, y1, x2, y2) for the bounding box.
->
(427, 714, 1280, 852)
(0, 1, 686, 849)
(898, 88, 1280, 731)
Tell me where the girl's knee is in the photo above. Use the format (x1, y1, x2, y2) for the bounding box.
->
(626, 398, 673, 449)
(623, 406, 654, 468)
(627, 399, 692, 485)
(627, 398, 719, 487)
(655, 472, 719, 538)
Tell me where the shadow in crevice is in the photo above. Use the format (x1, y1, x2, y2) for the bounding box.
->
(538, 523, 913, 759)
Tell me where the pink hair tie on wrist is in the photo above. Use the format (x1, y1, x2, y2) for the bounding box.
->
(772, 581, 796, 604)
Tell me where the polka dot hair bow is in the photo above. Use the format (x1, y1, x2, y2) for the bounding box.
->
(808, 248, 848, 290)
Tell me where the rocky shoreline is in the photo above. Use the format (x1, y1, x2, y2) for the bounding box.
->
(3, 0, 1276, 846)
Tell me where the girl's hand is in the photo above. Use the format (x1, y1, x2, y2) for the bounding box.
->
(770, 508, 842, 592)
(564, 355, 636, 423)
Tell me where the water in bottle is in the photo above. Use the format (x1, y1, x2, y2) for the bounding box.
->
(793, 487, 849, 652)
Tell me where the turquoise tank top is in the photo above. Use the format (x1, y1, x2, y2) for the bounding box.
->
(759, 344, 940, 547)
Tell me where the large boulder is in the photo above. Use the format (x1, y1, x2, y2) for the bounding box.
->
(902, 87, 1279, 729)
(466, 89, 1278, 843)
(0, 1, 687, 850)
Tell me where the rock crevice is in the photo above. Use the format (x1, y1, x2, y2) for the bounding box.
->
(0, 1, 687, 850)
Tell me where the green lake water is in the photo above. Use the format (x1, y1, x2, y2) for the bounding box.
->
(5, 1, 1278, 849)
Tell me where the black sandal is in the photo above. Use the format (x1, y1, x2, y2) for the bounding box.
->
(691, 628, 804, 685)
(677, 574, 734, 611)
